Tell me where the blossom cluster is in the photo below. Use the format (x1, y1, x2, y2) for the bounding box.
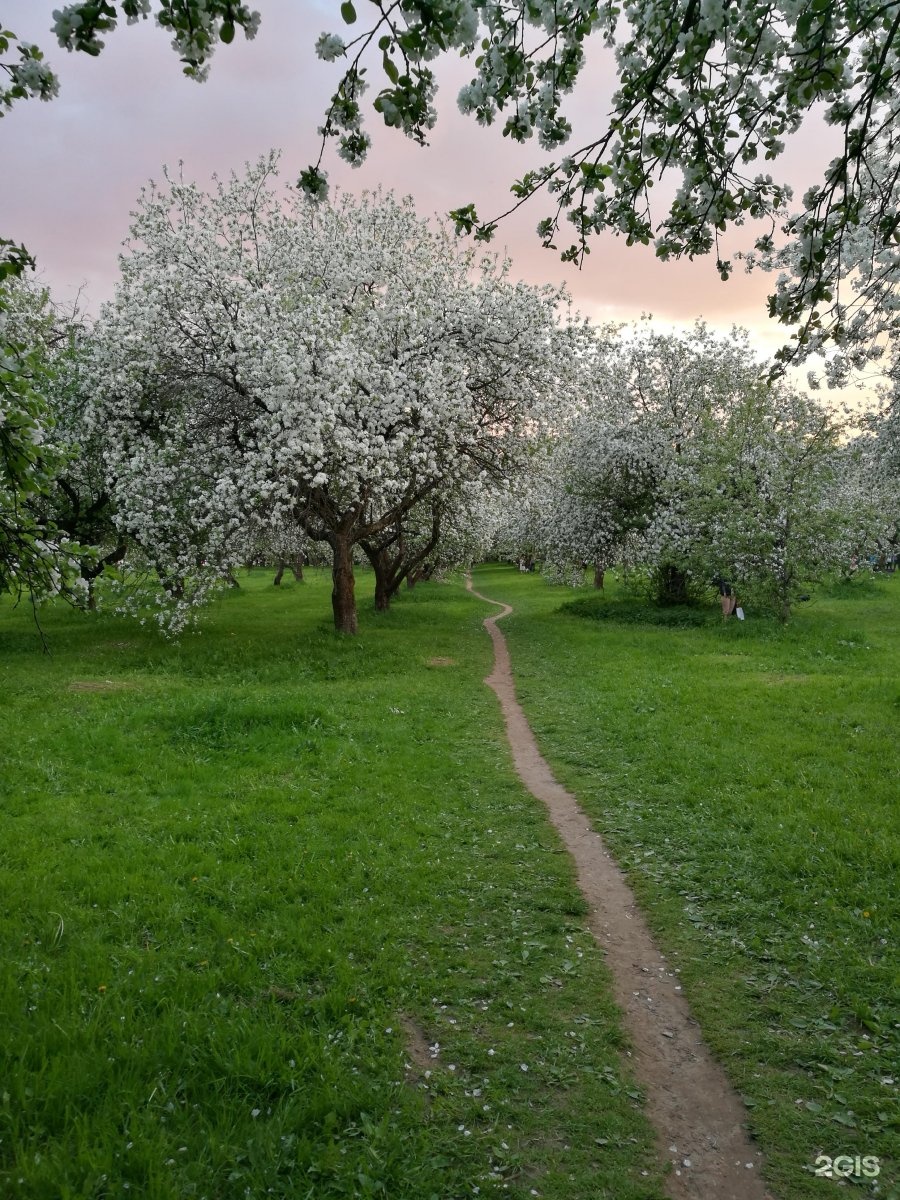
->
(1, 36, 60, 115)
(49, 1, 259, 80)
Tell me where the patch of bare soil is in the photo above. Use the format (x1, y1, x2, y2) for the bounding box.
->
(399, 1014, 434, 1076)
(426, 656, 458, 667)
(466, 577, 775, 1200)
(67, 680, 131, 693)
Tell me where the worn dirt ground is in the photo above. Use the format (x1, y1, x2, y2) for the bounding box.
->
(468, 578, 775, 1200)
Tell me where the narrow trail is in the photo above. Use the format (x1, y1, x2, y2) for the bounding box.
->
(467, 577, 774, 1200)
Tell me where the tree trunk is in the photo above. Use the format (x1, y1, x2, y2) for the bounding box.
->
(593, 563, 605, 590)
(407, 562, 435, 589)
(373, 570, 391, 611)
(362, 541, 400, 611)
(776, 573, 792, 624)
(656, 563, 688, 605)
(363, 508, 441, 608)
(274, 557, 303, 585)
(330, 534, 358, 634)
(80, 540, 128, 608)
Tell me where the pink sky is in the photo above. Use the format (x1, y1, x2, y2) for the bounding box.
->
(3, 1, 844, 373)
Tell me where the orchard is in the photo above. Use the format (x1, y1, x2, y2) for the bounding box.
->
(1, 8, 898, 1199)
(3, 185, 897, 627)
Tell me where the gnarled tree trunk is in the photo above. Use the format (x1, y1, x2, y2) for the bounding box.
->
(329, 532, 358, 634)
(406, 562, 435, 589)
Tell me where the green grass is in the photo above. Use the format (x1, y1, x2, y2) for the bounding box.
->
(0, 570, 662, 1200)
(471, 564, 900, 1200)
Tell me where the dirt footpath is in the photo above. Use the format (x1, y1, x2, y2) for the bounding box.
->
(468, 578, 775, 1200)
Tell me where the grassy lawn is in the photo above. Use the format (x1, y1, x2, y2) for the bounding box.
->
(0, 570, 662, 1200)
(471, 564, 899, 1200)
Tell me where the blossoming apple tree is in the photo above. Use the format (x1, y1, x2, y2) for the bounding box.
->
(540, 323, 771, 602)
(530, 321, 865, 616)
(661, 385, 853, 619)
(94, 156, 580, 632)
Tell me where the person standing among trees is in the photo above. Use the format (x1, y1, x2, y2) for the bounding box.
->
(714, 575, 738, 618)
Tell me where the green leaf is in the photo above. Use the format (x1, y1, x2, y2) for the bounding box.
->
(383, 53, 399, 84)
(832, 1111, 857, 1128)
(220, 20, 234, 43)
(341, 0, 357, 24)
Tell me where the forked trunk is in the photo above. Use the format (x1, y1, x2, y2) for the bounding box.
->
(273, 557, 303, 586)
